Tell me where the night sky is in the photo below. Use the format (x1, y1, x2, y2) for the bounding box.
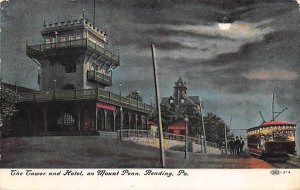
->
(1, 0, 300, 152)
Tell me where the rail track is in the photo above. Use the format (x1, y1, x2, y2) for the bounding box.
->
(263, 154, 300, 168)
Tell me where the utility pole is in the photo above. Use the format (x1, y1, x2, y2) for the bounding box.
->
(184, 115, 189, 159)
(272, 94, 274, 120)
(199, 98, 207, 154)
(151, 44, 165, 168)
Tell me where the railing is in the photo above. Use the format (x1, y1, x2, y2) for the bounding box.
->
(87, 70, 112, 86)
(120, 129, 219, 148)
(17, 88, 152, 113)
(26, 38, 119, 63)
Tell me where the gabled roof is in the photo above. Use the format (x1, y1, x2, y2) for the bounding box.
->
(161, 96, 175, 104)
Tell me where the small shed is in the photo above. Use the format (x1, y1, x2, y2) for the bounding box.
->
(168, 120, 186, 135)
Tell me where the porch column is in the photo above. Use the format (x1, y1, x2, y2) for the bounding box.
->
(26, 109, 32, 133)
(43, 104, 48, 132)
(77, 108, 81, 131)
(141, 115, 144, 130)
(104, 109, 108, 131)
(128, 112, 132, 130)
(95, 106, 98, 131)
(113, 110, 116, 131)
(135, 113, 138, 131)
(146, 116, 149, 138)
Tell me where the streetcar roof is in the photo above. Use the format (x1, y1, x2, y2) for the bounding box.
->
(247, 121, 296, 132)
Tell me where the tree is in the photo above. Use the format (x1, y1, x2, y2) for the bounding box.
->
(126, 90, 143, 102)
(204, 113, 230, 146)
(0, 88, 20, 126)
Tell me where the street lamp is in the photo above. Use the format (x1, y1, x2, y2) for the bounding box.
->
(184, 115, 189, 159)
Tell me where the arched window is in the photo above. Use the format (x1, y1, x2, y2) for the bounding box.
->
(63, 113, 75, 126)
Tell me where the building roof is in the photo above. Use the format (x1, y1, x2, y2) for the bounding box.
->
(1, 82, 36, 93)
(147, 121, 158, 126)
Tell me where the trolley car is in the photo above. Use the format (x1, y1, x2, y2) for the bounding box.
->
(247, 121, 296, 157)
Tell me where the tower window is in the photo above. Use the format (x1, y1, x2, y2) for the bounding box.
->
(65, 63, 76, 73)
(180, 98, 185, 104)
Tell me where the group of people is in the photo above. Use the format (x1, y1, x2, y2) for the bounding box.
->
(229, 136, 244, 154)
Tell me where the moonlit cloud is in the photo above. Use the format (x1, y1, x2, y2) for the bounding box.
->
(242, 69, 298, 81)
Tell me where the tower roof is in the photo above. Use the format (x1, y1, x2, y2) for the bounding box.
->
(174, 75, 187, 88)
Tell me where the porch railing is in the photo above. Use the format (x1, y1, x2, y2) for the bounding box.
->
(87, 70, 112, 86)
(18, 88, 152, 113)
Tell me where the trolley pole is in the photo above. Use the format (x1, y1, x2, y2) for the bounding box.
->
(151, 44, 165, 168)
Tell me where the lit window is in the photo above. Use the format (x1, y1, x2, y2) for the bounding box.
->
(180, 98, 185, 103)
(52, 38, 56, 43)
(60, 36, 66, 42)
(46, 38, 51, 44)
(170, 99, 174, 104)
(63, 113, 75, 126)
(69, 36, 74, 41)
(75, 35, 81, 40)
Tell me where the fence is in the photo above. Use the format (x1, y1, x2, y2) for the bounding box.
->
(119, 129, 219, 148)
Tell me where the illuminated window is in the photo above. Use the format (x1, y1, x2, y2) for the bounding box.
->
(69, 36, 74, 41)
(46, 38, 51, 44)
(180, 98, 185, 104)
(52, 38, 56, 43)
(75, 34, 81, 40)
(60, 36, 66, 42)
(170, 99, 174, 104)
(64, 113, 75, 126)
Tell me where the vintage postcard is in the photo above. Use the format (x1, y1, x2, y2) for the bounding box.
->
(0, 0, 300, 189)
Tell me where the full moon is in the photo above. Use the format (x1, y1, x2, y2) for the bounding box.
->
(218, 23, 232, 30)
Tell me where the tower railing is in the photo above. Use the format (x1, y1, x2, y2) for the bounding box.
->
(87, 70, 112, 86)
(26, 38, 119, 63)
(17, 88, 152, 114)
